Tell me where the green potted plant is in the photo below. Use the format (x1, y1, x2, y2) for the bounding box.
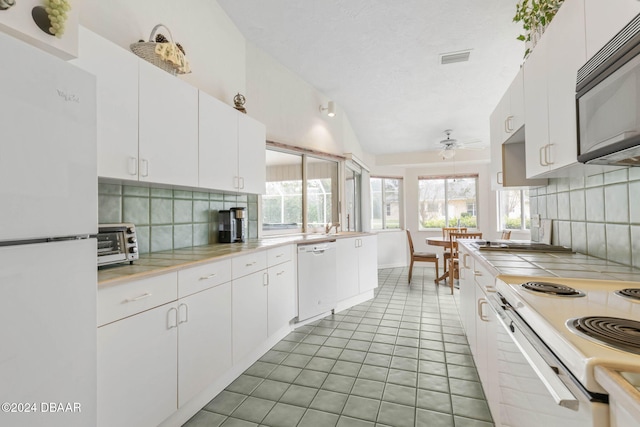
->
(513, 0, 564, 57)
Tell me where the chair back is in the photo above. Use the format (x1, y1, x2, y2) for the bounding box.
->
(406, 229, 415, 255)
(449, 231, 483, 256)
(500, 230, 512, 239)
(442, 227, 468, 239)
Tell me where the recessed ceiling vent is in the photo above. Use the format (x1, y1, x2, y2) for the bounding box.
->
(440, 50, 471, 65)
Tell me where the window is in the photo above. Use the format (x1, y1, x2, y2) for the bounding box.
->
(263, 148, 338, 235)
(371, 177, 402, 230)
(418, 175, 478, 230)
(498, 189, 530, 230)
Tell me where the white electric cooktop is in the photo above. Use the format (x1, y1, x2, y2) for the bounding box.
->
(496, 275, 640, 394)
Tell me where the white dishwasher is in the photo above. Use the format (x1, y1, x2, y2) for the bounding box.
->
(297, 240, 337, 321)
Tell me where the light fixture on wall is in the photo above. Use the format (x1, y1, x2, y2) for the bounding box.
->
(319, 101, 336, 117)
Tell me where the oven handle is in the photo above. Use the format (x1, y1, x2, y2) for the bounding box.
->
(492, 300, 580, 411)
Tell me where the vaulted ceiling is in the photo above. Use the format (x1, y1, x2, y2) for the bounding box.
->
(217, 0, 524, 158)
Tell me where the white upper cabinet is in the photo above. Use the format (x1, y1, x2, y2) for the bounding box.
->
(491, 68, 548, 188)
(584, 0, 640, 59)
(199, 91, 239, 192)
(199, 91, 266, 194)
(139, 60, 199, 187)
(238, 112, 267, 194)
(523, 0, 586, 178)
(71, 27, 139, 181)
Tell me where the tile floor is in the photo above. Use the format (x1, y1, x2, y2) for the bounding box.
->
(183, 266, 494, 427)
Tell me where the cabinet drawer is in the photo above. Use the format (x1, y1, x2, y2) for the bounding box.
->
(232, 251, 268, 279)
(178, 258, 232, 298)
(473, 261, 496, 293)
(98, 273, 178, 326)
(268, 245, 293, 267)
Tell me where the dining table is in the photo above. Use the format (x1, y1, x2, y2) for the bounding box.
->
(425, 236, 454, 283)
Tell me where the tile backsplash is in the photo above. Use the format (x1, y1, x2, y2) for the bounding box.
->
(99, 182, 259, 254)
(529, 167, 640, 268)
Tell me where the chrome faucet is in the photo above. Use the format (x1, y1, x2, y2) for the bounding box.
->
(325, 222, 340, 234)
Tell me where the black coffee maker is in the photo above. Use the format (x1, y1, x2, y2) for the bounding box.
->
(218, 207, 246, 243)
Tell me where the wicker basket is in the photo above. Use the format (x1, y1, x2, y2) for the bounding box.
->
(130, 24, 188, 75)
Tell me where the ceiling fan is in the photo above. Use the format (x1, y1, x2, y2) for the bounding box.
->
(436, 129, 483, 159)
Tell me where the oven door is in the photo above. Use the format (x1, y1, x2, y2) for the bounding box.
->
(488, 294, 609, 427)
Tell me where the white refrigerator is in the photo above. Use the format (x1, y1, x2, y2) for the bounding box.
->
(0, 31, 97, 427)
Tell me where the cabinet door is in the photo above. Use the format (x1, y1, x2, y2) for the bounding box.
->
(267, 260, 296, 336)
(336, 238, 360, 301)
(238, 112, 266, 195)
(72, 27, 139, 180)
(457, 247, 476, 341)
(232, 270, 268, 364)
(523, 36, 551, 178)
(545, 0, 586, 171)
(508, 68, 525, 132)
(198, 91, 239, 192)
(178, 283, 232, 407)
(489, 104, 505, 190)
(358, 236, 378, 292)
(585, 0, 640, 59)
(139, 60, 199, 187)
(98, 303, 177, 427)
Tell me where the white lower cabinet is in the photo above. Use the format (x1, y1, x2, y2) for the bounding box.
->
(457, 244, 500, 426)
(178, 283, 232, 407)
(98, 302, 178, 427)
(336, 235, 378, 300)
(232, 270, 269, 364)
(336, 238, 360, 300)
(267, 260, 296, 336)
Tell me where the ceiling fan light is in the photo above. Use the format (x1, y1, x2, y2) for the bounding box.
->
(440, 149, 456, 159)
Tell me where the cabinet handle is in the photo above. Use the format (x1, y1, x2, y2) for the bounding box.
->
(125, 292, 151, 303)
(478, 299, 489, 322)
(178, 303, 189, 324)
(240, 177, 245, 189)
(276, 270, 285, 276)
(545, 143, 555, 165)
(199, 273, 217, 280)
(263, 272, 269, 286)
(140, 159, 149, 177)
(474, 270, 482, 276)
(167, 307, 178, 330)
(462, 253, 470, 269)
(233, 176, 240, 189)
(276, 253, 284, 258)
(539, 146, 548, 166)
(496, 171, 503, 185)
(246, 261, 256, 267)
(128, 157, 138, 176)
(505, 116, 514, 133)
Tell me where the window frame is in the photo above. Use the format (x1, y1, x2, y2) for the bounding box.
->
(497, 188, 530, 231)
(417, 174, 479, 231)
(370, 176, 403, 230)
(263, 144, 341, 236)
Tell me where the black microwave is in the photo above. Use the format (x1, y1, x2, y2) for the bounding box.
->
(576, 13, 640, 166)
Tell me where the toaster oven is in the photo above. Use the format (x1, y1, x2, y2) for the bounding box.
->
(97, 223, 139, 267)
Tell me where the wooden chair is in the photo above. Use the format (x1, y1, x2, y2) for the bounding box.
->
(500, 230, 512, 240)
(441, 227, 468, 273)
(448, 231, 483, 294)
(406, 230, 439, 284)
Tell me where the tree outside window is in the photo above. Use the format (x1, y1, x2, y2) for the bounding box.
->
(418, 176, 478, 230)
(498, 189, 530, 230)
